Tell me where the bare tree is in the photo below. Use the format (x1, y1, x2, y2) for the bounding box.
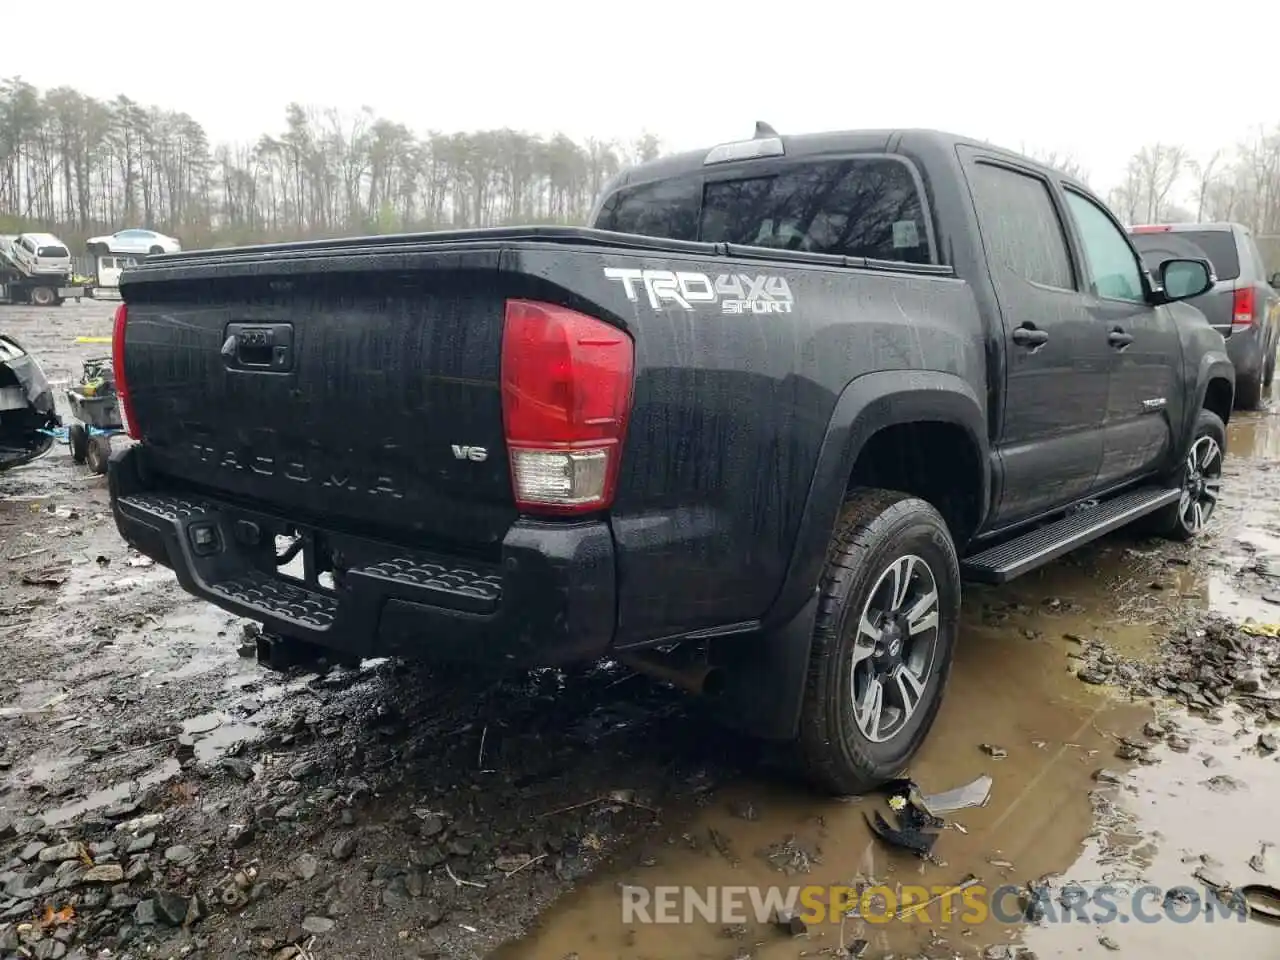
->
(1187, 150, 1221, 222)
(1022, 146, 1091, 185)
(0, 77, 661, 248)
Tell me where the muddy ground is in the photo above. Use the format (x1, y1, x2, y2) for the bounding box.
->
(2, 300, 1280, 960)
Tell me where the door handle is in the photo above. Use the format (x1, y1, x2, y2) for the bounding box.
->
(1108, 328, 1135, 349)
(1011, 324, 1049, 348)
(221, 323, 294, 372)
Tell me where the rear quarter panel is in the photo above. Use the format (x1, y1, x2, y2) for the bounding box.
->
(507, 246, 986, 646)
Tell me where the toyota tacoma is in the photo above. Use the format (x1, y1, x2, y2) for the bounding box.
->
(106, 127, 1235, 793)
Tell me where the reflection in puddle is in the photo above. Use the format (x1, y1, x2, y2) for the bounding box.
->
(1227, 407, 1280, 462)
(1022, 709, 1280, 957)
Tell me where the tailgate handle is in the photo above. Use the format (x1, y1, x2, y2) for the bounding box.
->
(222, 323, 294, 372)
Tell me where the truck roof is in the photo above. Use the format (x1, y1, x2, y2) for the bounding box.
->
(608, 127, 1081, 190)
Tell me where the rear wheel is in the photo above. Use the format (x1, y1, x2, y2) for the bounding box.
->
(1147, 409, 1226, 542)
(148, 245, 164, 255)
(29, 286, 55, 307)
(85, 435, 111, 475)
(68, 422, 88, 464)
(797, 489, 960, 795)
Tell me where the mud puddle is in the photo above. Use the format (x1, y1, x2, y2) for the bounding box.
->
(1021, 708, 1280, 957)
(497, 552, 1164, 960)
(500, 407, 1280, 960)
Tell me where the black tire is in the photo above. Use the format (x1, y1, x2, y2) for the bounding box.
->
(1146, 408, 1226, 542)
(68, 422, 88, 464)
(1236, 372, 1263, 410)
(85, 435, 111, 475)
(148, 245, 164, 255)
(29, 286, 56, 307)
(797, 488, 961, 796)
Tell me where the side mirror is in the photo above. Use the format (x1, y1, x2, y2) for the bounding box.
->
(1270, 272, 1280, 289)
(1159, 258, 1215, 301)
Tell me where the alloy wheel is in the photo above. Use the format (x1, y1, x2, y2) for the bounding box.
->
(849, 554, 940, 743)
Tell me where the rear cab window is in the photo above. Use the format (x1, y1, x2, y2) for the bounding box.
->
(594, 156, 934, 264)
(1130, 229, 1241, 282)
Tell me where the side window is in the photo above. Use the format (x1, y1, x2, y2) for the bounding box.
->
(595, 178, 700, 242)
(699, 158, 933, 264)
(968, 163, 1074, 290)
(1063, 191, 1145, 303)
(1244, 235, 1268, 281)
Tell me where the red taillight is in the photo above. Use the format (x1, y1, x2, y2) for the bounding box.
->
(111, 303, 140, 439)
(1233, 287, 1256, 329)
(1130, 224, 1173, 233)
(500, 299, 634, 515)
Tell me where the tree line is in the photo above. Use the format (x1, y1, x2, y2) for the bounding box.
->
(0, 77, 661, 249)
(4, 75, 1280, 253)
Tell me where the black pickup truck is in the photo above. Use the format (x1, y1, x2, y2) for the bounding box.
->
(107, 127, 1234, 794)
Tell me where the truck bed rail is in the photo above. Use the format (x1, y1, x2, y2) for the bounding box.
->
(129, 226, 957, 280)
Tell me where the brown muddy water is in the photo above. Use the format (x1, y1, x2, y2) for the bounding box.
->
(2, 301, 1279, 960)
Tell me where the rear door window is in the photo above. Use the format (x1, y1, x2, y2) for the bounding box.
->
(596, 156, 933, 264)
(38, 245, 69, 259)
(967, 162, 1075, 290)
(1131, 230, 1241, 282)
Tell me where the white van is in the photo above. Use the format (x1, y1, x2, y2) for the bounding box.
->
(11, 233, 73, 277)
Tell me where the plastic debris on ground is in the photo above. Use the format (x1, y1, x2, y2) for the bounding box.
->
(923, 774, 994, 813)
(864, 775, 993, 858)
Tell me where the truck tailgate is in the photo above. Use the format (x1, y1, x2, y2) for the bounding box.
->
(120, 251, 516, 548)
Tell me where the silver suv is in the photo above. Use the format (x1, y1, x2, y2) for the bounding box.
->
(1129, 222, 1279, 409)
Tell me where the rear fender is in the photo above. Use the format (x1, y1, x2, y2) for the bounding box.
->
(730, 371, 988, 741)
(766, 370, 989, 630)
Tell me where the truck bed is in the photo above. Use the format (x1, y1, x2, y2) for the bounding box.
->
(112, 225, 979, 662)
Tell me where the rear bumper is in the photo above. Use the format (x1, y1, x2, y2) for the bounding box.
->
(108, 445, 617, 666)
(1227, 326, 1263, 380)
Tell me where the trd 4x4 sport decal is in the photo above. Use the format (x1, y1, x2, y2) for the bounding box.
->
(604, 267, 794, 315)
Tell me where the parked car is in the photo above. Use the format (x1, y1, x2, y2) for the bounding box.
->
(0, 333, 58, 472)
(1129, 222, 1279, 409)
(106, 127, 1234, 795)
(86, 229, 181, 256)
(10, 233, 73, 277)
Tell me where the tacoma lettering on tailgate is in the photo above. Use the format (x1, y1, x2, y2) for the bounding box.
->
(190, 440, 405, 499)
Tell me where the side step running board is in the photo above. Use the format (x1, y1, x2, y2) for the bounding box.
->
(961, 486, 1181, 584)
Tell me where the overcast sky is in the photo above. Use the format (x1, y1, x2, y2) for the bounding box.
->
(8, 0, 1271, 196)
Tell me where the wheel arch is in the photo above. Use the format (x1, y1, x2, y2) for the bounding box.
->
(717, 373, 986, 746)
(1201, 374, 1233, 428)
(764, 370, 989, 632)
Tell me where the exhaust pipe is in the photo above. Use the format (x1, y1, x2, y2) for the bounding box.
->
(618, 652, 725, 697)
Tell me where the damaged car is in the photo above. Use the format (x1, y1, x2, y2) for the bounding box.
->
(0, 334, 59, 471)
